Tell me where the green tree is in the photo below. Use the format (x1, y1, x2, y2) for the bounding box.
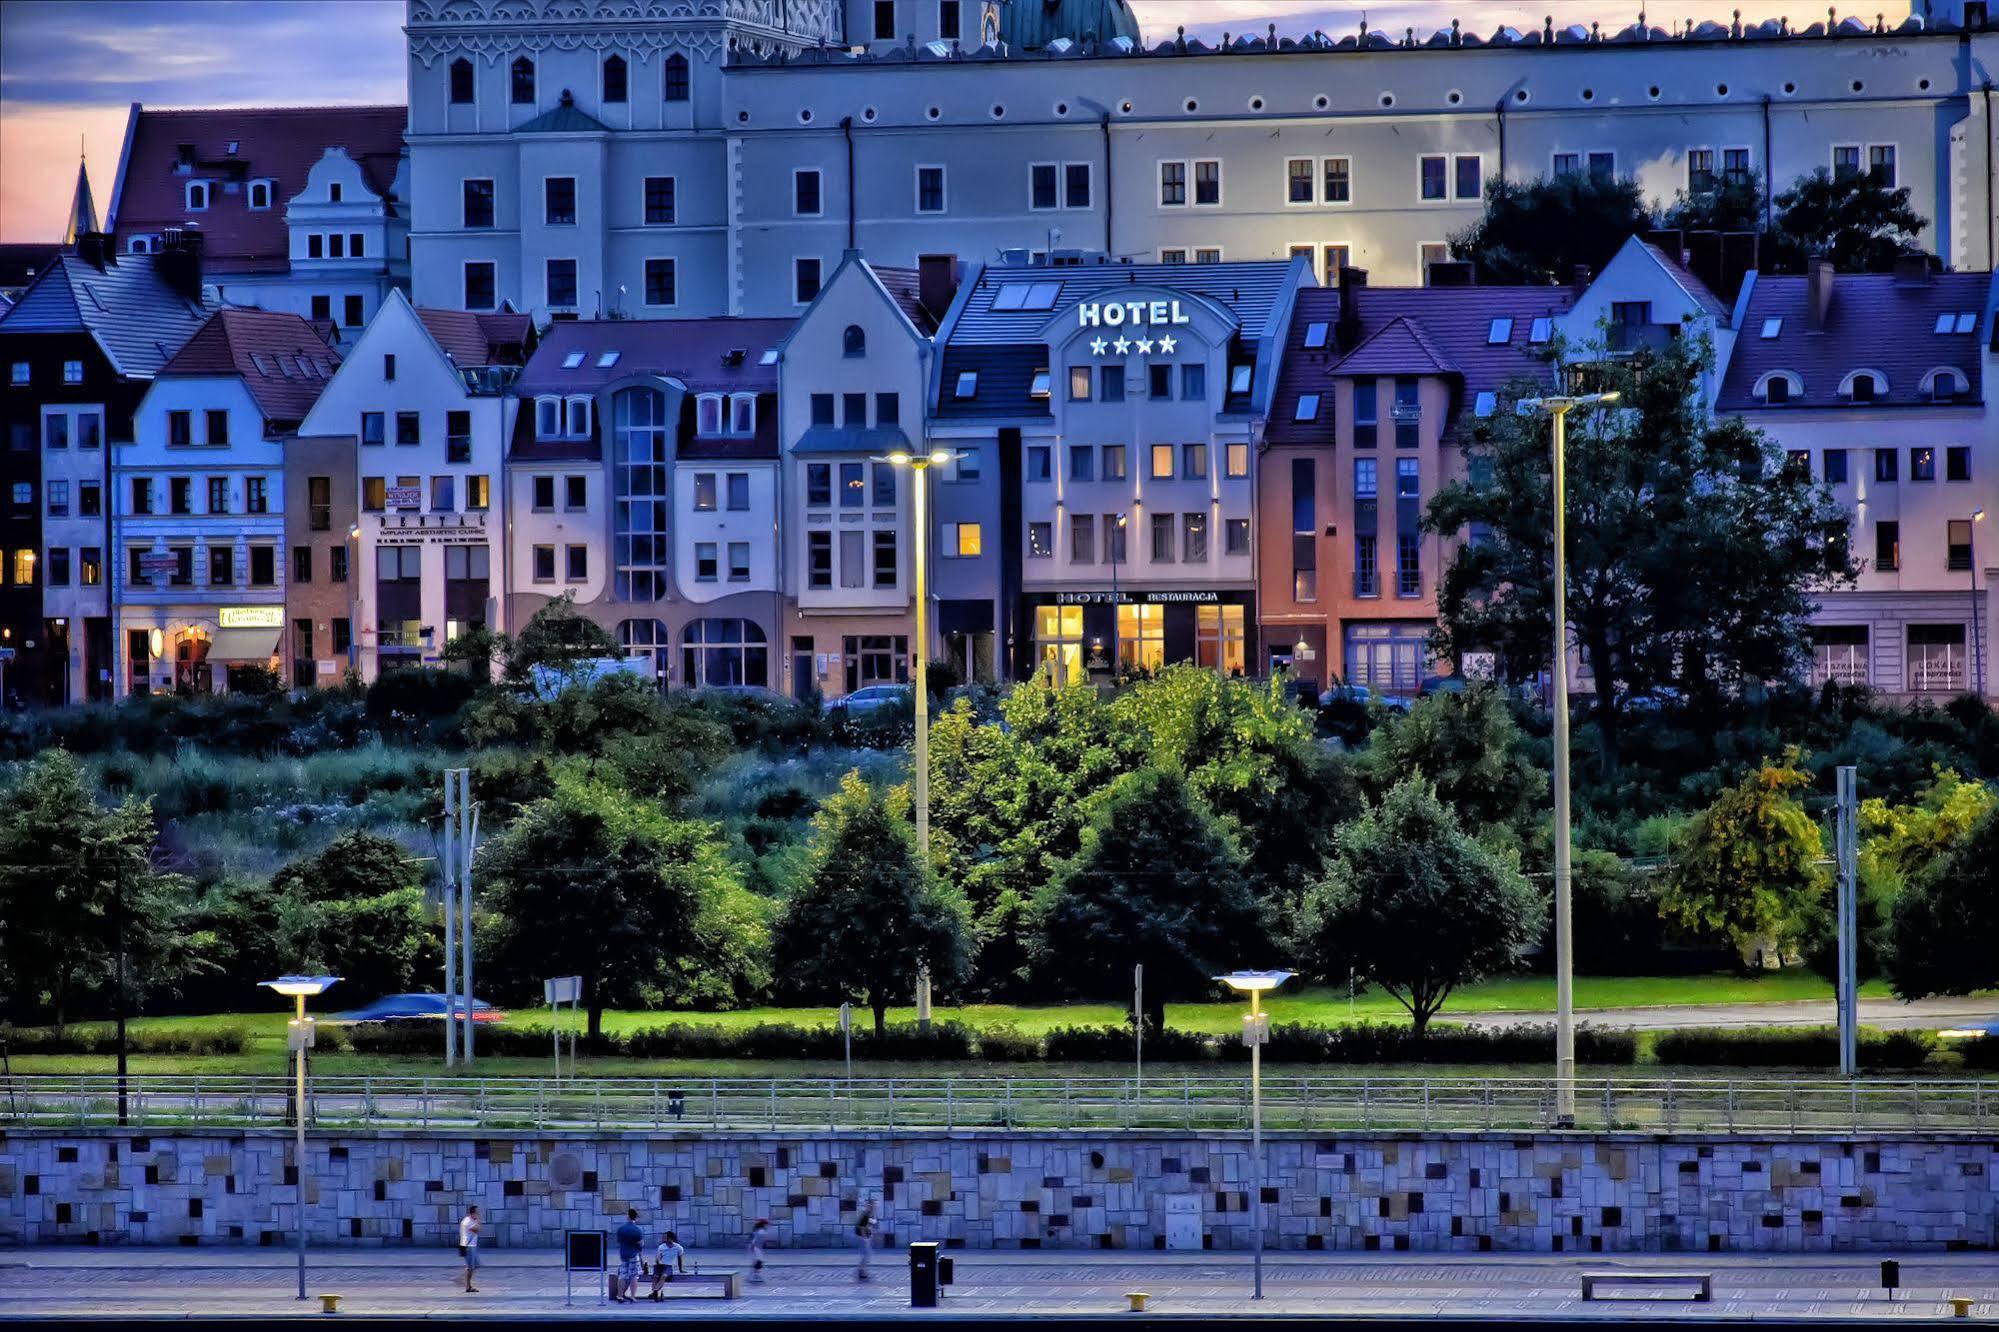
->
(1883, 804, 1999, 998)
(504, 594, 620, 683)
(1449, 172, 1651, 284)
(1769, 167, 1927, 273)
(1660, 175, 1765, 234)
(1035, 766, 1261, 1030)
(266, 832, 437, 1000)
(481, 773, 747, 1034)
(1426, 332, 1855, 776)
(1660, 751, 1829, 959)
(1364, 686, 1545, 844)
(1297, 779, 1539, 1036)
(771, 771, 968, 1033)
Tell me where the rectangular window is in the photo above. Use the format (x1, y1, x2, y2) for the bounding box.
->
(1722, 147, 1750, 185)
(1396, 532, 1423, 597)
(41, 413, 67, 450)
(1947, 519, 1975, 572)
(645, 175, 676, 225)
(1099, 365, 1125, 403)
(430, 475, 454, 511)
(1419, 155, 1447, 201)
(693, 473, 718, 512)
(1070, 513, 1095, 564)
(1105, 513, 1127, 564)
(167, 410, 191, 447)
(1875, 448, 1899, 483)
(873, 0, 894, 39)
(80, 482, 100, 516)
(343, 294, 364, 328)
(1026, 446, 1051, 482)
(875, 392, 899, 425)
(293, 546, 313, 584)
(794, 257, 821, 304)
(948, 522, 982, 557)
(726, 472, 750, 511)
(872, 529, 897, 587)
(533, 475, 555, 511)
(1323, 157, 1351, 203)
(1353, 378, 1378, 448)
(1030, 163, 1058, 210)
(1908, 623, 1966, 692)
(1181, 364, 1206, 400)
(917, 165, 945, 212)
(1287, 158, 1314, 204)
(1102, 444, 1126, 480)
(843, 392, 868, 426)
(871, 462, 895, 507)
(46, 547, 68, 586)
(1824, 449, 1850, 485)
(80, 546, 101, 586)
(840, 461, 865, 507)
(1875, 520, 1901, 572)
(1225, 517, 1250, 557)
(727, 541, 750, 581)
(939, 0, 960, 38)
(839, 530, 865, 587)
(1149, 512, 1173, 562)
(204, 409, 228, 445)
(1834, 144, 1861, 178)
(1946, 446, 1970, 481)
(544, 176, 576, 225)
(1148, 363, 1172, 399)
(209, 545, 234, 587)
(1159, 161, 1187, 207)
(1911, 447, 1936, 482)
(1688, 148, 1717, 192)
(1869, 144, 1897, 188)
(794, 169, 822, 217)
(444, 409, 471, 463)
(1225, 442, 1249, 478)
(807, 463, 832, 506)
(1150, 444, 1174, 479)
(246, 476, 268, 513)
(464, 261, 496, 310)
(1454, 154, 1482, 200)
(1193, 159, 1221, 206)
(1182, 443, 1206, 479)
(45, 480, 67, 517)
(545, 258, 578, 308)
(808, 530, 832, 588)
(395, 411, 420, 446)
(460, 178, 497, 230)
(169, 477, 191, 515)
(1026, 521, 1053, 559)
(1069, 365, 1092, 401)
(1066, 162, 1091, 208)
(1069, 444, 1094, 482)
(567, 543, 589, 581)
(644, 257, 676, 306)
(249, 546, 275, 588)
(533, 545, 556, 581)
(466, 475, 489, 510)
(1182, 512, 1207, 562)
(130, 477, 153, 514)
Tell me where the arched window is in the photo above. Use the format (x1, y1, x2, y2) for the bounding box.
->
(602, 54, 628, 103)
(613, 388, 670, 601)
(663, 52, 690, 102)
(843, 324, 866, 357)
(618, 618, 671, 687)
(682, 618, 769, 689)
(449, 57, 475, 104)
(1754, 370, 1802, 405)
(510, 56, 536, 105)
(1922, 366, 1970, 402)
(1839, 369, 1887, 403)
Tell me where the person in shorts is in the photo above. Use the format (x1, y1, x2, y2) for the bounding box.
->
(747, 1218, 770, 1283)
(649, 1230, 687, 1300)
(457, 1205, 481, 1293)
(853, 1200, 876, 1281)
(613, 1208, 644, 1302)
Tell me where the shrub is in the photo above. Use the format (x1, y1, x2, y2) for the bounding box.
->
(1955, 1037, 1999, 1072)
(1653, 1025, 1935, 1069)
(973, 1024, 1041, 1062)
(0, 1024, 251, 1056)
(1044, 1024, 1213, 1063)
(366, 668, 478, 723)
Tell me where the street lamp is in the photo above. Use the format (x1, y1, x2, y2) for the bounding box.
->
(262, 975, 338, 1301)
(1216, 969, 1292, 1300)
(1110, 512, 1128, 678)
(879, 448, 958, 1024)
(1970, 509, 1987, 699)
(1516, 391, 1618, 1129)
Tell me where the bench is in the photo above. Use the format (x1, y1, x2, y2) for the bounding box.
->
(1580, 1270, 1712, 1303)
(644, 1270, 742, 1300)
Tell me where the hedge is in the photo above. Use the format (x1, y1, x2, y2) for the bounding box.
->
(0, 1025, 251, 1056)
(1652, 1026, 1936, 1069)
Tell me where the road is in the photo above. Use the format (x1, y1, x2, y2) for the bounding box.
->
(1451, 997, 1995, 1032)
(0, 1246, 1993, 1324)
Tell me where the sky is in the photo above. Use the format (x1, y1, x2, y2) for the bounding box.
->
(0, 0, 1824, 242)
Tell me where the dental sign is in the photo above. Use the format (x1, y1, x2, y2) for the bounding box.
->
(1077, 298, 1192, 357)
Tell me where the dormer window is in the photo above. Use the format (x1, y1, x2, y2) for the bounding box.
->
(696, 393, 723, 435)
(1842, 370, 1885, 403)
(729, 392, 756, 434)
(1761, 317, 1783, 339)
(843, 324, 866, 357)
(328, 183, 341, 203)
(536, 396, 561, 436)
(1474, 391, 1497, 417)
(128, 236, 154, 255)
(597, 351, 620, 369)
(565, 396, 591, 437)
(1924, 366, 1970, 401)
(247, 180, 272, 211)
(1529, 317, 1552, 344)
(1757, 370, 1802, 405)
(1229, 364, 1252, 394)
(186, 181, 210, 211)
(1934, 312, 1979, 334)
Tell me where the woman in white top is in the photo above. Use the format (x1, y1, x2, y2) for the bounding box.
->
(458, 1205, 481, 1293)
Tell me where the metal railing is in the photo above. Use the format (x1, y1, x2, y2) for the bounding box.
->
(1, 1074, 1990, 1135)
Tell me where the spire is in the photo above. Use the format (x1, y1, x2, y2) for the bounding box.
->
(64, 149, 99, 246)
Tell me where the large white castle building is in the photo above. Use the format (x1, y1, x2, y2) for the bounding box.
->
(403, 0, 1999, 320)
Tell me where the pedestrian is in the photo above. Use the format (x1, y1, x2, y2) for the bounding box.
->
(457, 1204, 481, 1294)
(613, 1207, 644, 1303)
(747, 1218, 770, 1284)
(853, 1199, 876, 1281)
(649, 1229, 687, 1300)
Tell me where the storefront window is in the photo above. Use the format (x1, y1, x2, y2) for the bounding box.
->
(1345, 621, 1427, 692)
(1036, 605, 1085, 684)
(681, 617, 769, 688)
(1115, 604, 1165, 672)
(1196, 604, 1246, 675)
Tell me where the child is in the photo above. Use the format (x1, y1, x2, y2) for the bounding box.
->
(649, 1230, 687, 1300)
(747, 1218, 770, 1284)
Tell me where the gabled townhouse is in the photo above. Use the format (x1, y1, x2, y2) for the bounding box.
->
(1261, 266, 1575, 695)
(112, 309, 340, 695)
(106, 105, 409, 343)
(504, 316, 789, 688)
(1559, 232, 1741, 402)
(1717, 258, 1998, 700)
(931, 256, 1308, 684)
(777, 253, 955, 699)
(0, 230, 215, 704)
(296, 290, 530, 679)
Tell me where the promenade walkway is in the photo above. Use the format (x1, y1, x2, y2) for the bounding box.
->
(0, 1246, 1994, 1322)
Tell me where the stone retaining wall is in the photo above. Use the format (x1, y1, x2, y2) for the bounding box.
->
(1, 1130, 1993, 1253)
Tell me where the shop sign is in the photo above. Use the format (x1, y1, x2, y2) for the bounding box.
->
(384, 486, 423, 508)
(138, 553, 180, 576)
(1054, 589, 1225, 606)
(219, 606, 284, 629)
(1077, 299, 1192, 330)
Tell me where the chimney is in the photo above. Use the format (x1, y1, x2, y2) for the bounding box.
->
(1336, 265, 1369, 350)
(73, 231, 116, 272)
(1720, 231, 1760, 300)
(1571, 264, 1593, 287)
(1893, 252, 1934, 286)
(156, 226, 206, 303)
(917, 253, 960, 322)
(1426, 259, 1475, 287)
(1684, 230, 1725, 301)
(1806, 258, 1835, 331)
(1644, 228, 1685, 262)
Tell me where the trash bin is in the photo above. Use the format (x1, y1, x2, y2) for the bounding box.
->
(909, 1241, 940, 1308)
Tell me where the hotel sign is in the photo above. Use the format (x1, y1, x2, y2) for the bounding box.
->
(1077, 298, 1193, 358)
(1055, 589, 1223, 605)
(219, 606, 285, 629)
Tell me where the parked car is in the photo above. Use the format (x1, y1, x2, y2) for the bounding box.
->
(823, 684, 911, 717)
(1317, 683, 1411, 713)
(1937, 1020, 1999, 1042)
(1418, 674, 1470, 698)
(1614, 686, 1685, 713)
(693, 684, 788, 704)
(333, 994, 507, 1024)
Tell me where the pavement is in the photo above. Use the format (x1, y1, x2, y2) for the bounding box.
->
(0, 1246, 1996, 1323)
(1451, 998, 1997, 1033)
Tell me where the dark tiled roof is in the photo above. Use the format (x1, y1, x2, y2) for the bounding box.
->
(1641, 242, 1733, 322)
(792, 425, 913, 455)
(951, 260, 1294, 345)
(416, 309, 532, 367)
(1333, 316, 1454, 376)
(1716, 271, 1990, 411)
(933, 345, 1051, 419)
(871, 265, 941, 335)
(1266, 288, 1341, 445)
(0, 251, 215, 377)
(161, 307, 340, 426)
(515, 317, 792, 396)
(0, 243, 59, 294)
(111, 106, 406, 275)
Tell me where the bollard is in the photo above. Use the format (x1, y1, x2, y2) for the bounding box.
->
(1881, 1260, 1901, 1300)
(317, 1294, 342, 1314)
(1125, 1291, 1151, 1312)
(909, 1241, 940, 1308)
(1951, 1297, 1974, 1319)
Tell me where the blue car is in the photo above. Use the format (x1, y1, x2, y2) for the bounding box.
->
(334, 993, 507, 1024)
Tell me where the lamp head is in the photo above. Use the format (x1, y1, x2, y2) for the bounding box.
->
(1216, 969, 1294, 995)
(262, 975, 339, 998)
(886, 450, 912, 466)
(927, 448, 953, 465)
(1976, 508, 1987, 522)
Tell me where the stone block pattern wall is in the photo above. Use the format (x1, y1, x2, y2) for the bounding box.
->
(1, 1131, 1993, 1253)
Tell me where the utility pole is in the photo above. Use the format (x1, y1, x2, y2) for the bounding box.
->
(440, 774, 458, 1068)
(458, 768, 478, 1063)
(1835, 765, 1859, 1076)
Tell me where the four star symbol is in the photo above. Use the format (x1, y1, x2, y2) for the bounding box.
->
(1111, 336, 1132, 355)
(1089, 336, 1108, 356)
(1157, 334, 1177, 354)
(1134, 337, 1155, 355)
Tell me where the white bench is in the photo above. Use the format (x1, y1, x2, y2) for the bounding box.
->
(645, 1270, 742, 1300)
(1580, 1270, 1712, 1302)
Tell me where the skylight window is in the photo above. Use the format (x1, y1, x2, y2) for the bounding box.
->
(1023, 281, 1062, 310)
(1487, 317, 1513, 344)
(1294, 392, 1320, 422)
(596, 351, 621, 368)
(1529, 317, 1552, 344)
(1934, 314, 1955, 335)
(1303, 322, 1329, 349)
(991, 284, 1031, 311)
(1956, 312, 1978, 334)
(1029, 369, 1051, 399)
(561, 350, 585, 368)
(759, 348, 780, 365)
(1229, 364, 1252, 394)
(1474, 391, 1497, 417)
(954, 370, 978, 399)
(1761, 317, 1783, 339)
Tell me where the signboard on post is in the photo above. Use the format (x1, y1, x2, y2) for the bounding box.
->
(838, 1002, 854, 1082)
(544, 975, 582, 1080)
(565, 1229, 607, 1306)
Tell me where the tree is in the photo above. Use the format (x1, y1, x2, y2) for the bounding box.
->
(1449, 172, 1650, 284)
(1297, 779, 1539, 1036)
(1660, 176, 1764, 235)
(1426, 331, 1856, 776)
(1034, 766, 1262, 1030)
(1883, 804, 1999, 998)
(771, 771, 968, 1033)
(265, 832, 437, 1000)
(1364, 686, 1545, 845)
(1769, 167, 1927, 273)
(504, 594, 620, 683)
(1660, 751, 1828, 960)
(481, 773, 742, 1035)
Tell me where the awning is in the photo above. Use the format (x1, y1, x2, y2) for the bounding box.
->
(205, 627, 280, 661)
(791, 424, 911, 455)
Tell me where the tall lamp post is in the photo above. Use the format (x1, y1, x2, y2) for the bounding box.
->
(1110, 511, 1127, 678)
(880, 448, 958, 1022)
(1517, 391, 1618, 1129)
(1970, 508, 1987, 699)
(1217, 969, 1292, 1299)
(262, 975, 338, 1301)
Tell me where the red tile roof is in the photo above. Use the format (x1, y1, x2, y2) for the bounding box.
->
(161, 306, 341, 426)
(416, 309, 533, 368)
(110, 106, 406, 275)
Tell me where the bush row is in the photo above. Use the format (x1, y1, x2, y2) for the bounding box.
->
(1651, 1026, 1937, 1069)
(1, 1025, 251, 1056)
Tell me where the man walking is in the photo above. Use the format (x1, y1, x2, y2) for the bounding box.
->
(613, 1208, 644, 1303)
(853, 1200, 877, 1281)
(457, 1205, 481, 1294)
